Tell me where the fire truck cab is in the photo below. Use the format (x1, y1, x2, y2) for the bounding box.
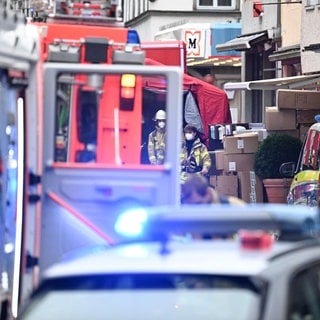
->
(280, 115, 320, 207)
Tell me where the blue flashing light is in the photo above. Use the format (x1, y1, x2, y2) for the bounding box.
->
(127, 29, 141, 45)
(315, 114, 320, 122)
(115, 208, 148, 238)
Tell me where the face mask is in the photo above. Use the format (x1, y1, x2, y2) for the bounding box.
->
(158, 121, 166, 129)
(185, 133, 194, 140)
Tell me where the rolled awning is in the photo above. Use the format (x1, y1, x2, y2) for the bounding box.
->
(224, 74, 320, 91)
(216, 31, 268, 52)
(268, 44, 300, 62)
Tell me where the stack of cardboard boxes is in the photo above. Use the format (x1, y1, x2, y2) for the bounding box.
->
(266, 89, 320, 141)
(209, 132, 264, 204)
(207, 89, 320, 204)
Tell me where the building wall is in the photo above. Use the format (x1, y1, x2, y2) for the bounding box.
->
(124, 0, 241, 41)
(233, 0, 279, 122)
(123, 0, 191, 22)
(123, 0, 243, 120)
(126, 12, 240, 42)
(241, 0, 279, 35)
(280, 3, 301, 48)
(123, 0, 241, 22)
(148, 0, 192, 11)
(301, 0, 320, 73)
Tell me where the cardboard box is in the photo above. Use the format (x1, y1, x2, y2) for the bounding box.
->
(209, 174, 239, 198)
(224, 153, 255, 172)
(277, 89, 320, 110)
(265, 106, 296, 130)
(208, 151, 224, 175)
(214, 149, 225, 170)
(250, 129, 268, 142)
(238, 171, 264, 203)
(296, 109, 319, 124)
(223, 133, 259, 154)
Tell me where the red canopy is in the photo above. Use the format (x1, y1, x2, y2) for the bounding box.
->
(144, 58, 232, 139)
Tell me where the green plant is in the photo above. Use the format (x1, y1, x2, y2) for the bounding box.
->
(254, 133, 302, 180)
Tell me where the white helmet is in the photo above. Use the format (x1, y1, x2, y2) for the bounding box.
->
(154, 110, 166, 121)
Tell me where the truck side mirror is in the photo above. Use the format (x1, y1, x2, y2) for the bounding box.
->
(279, 162, 296, 178)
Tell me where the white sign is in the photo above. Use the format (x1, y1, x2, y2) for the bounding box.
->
(184, 29, 208, 58)
(155, 23, 211, 59)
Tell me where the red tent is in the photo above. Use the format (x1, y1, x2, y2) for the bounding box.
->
(144, 58, 232, 139)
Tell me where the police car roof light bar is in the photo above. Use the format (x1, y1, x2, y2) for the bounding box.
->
(130, 204, 320, 242)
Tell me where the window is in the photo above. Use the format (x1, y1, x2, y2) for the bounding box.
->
(288, 264, 320, 320)
(199, 0, 213, 4)
(306, 0, 320, 6)
(197, 0, 236, 10)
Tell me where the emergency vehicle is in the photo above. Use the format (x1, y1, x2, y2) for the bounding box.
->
(17, 204, 320, 320)
(280, 115, 320, 207)
(0, 1, 233, 318)
(0, 2, 185, 318)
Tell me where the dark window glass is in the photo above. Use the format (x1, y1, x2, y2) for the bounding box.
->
(218, 0, 232, 6)
(199, 0, 214, 5)
(288, 264, 320, 319)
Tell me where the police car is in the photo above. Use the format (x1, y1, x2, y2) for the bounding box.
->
(18, 204, 320, 320)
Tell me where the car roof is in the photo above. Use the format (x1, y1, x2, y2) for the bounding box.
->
(44, 239, 301, 278)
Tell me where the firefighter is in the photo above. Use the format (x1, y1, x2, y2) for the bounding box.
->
(180, 124, 211, 183)
(148, 109, 166, 165)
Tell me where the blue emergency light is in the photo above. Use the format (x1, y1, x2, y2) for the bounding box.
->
(114, 208, 148, 237)
(127, 30, 141, 45)
(114, 204, 320, 241)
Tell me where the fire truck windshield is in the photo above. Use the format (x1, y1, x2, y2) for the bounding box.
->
(53, 70, 170, 165)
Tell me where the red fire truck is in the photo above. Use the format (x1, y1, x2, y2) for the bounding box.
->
(0, 4, 184, 319)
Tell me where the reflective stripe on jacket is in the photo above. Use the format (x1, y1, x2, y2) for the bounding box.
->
(148, 129, 166, 165)
(180, 137, 211, 182)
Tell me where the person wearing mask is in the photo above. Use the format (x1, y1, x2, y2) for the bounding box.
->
(148, 109, 166, 165)
(180, 124, 211, 183)
(181, 174, 245, 205)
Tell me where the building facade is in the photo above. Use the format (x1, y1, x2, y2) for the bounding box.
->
(124, 0, 320, 123)
(219, 0, 320, 122)
(301, 0, 320, 74)
(123, 0, 242, 121)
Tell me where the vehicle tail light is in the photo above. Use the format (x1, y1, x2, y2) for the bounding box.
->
(238, 230, 274, 250)
(120, 74, 136, 110)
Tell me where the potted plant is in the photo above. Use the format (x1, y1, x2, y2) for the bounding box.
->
(254, 133, 302, 203)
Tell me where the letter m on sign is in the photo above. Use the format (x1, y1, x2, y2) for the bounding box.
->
(185, 31, 201, 57)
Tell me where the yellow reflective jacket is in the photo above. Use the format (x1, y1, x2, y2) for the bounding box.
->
(180, 137, 211, 182)
(148, 129, 166, 165)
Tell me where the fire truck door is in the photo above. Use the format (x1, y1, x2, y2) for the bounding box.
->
(39, 63, 183, 272)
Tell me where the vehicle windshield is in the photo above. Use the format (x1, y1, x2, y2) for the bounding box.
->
(19, 273, 263, 320)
